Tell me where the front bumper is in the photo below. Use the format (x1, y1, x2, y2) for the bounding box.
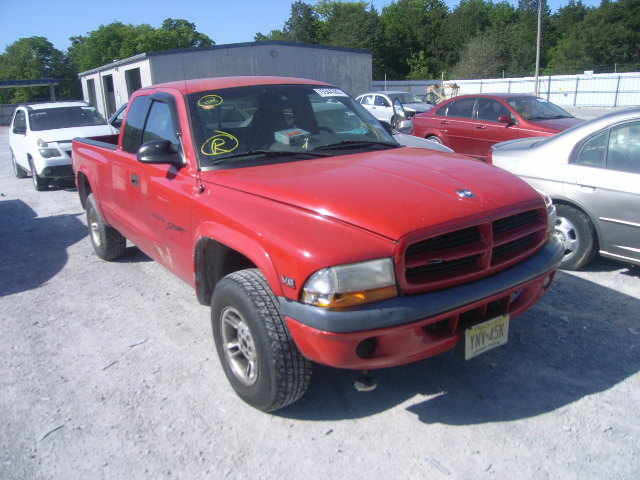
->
(39, 164, 74, 179)
(281, 236, 563, 369)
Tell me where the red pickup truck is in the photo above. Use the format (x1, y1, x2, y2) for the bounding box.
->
(72, 76, 563, 412)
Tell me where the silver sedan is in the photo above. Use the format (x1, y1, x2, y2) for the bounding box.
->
(491, 108, 640, 270)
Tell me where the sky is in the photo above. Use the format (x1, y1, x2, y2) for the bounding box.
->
(0, 0, 604, 54)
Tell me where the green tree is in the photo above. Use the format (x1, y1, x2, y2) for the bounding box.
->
(68, 19, 213, 72)
(316, 1, 386, 77)
(254, 30, 288, 41)
(449, 31, 506, 78)
(379, 0, 449, 79)
(137, 19, 214, 52)
(0, 37, 70, 103)
(438, 0, 493, 73)
(548, 0, 640, 73)
(283, 1, 321, 43)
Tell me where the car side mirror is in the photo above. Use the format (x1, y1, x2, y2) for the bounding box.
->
(137, 140, 184, 166)
(498, 114, 513, 125)
(13, 126, 26, 135)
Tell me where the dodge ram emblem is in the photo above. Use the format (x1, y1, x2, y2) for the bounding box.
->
(456, 189, 476, 199)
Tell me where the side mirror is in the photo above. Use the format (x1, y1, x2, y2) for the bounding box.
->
(498, 114, 514, 125)
(396, 119, 413, 134)
(137, 140, 184, 166)
(13, 126, 26, 135)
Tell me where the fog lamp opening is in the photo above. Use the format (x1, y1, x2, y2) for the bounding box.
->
(355, 337, 377, 359)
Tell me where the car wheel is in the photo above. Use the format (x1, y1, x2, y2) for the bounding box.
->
(426, 135, 443, 145)
(554, 204, 597, 270)
(12, 152, 28, 179)
(211, 269, 311, 412)
(29, 158, 48, 191)
(86, 193, 126, 260)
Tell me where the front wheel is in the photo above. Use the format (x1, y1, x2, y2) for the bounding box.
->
(554, 204, 597, 270)
(85, 193, 126, 260)
(12, 152, 28, 178)
(29, 158, 48, 191)
(211, 269, 311, 412)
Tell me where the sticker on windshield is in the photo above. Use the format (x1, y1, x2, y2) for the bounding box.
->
(198, 95, 224, 110)
(201, 131, 239, 156)
(314, 88, 348, 97)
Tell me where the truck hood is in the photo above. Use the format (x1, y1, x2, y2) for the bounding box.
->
(36, 124, 116, 143)
(202, 148, 540, 241)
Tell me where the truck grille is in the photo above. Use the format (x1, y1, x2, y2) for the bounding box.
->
(399, 207, 547, 294)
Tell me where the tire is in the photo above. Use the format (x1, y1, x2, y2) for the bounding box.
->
(29, 158, 48, 191)
(211, 269, 312, 412)
(554, 204, 597, 270)
(12, 152, 28, 179)
(85, 193, 126, 260)
(426, 135, 443, 145)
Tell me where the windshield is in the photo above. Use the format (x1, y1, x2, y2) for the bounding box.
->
(28, 106, 108, 131)
(388, 93, 424, 104)
(505, 97, 573, 120)
(188, 84, 397, 168)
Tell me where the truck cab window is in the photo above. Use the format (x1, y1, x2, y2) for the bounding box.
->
(142, 101, 180, 147)
(122, 96, 152, 153)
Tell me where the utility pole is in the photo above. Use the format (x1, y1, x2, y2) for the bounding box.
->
(534, 0, 542, 96)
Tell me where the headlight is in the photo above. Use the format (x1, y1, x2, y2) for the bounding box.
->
(301, 258, 397, 309)
(37, 138, 62, 158)
(39, 148, 62, 158)
(538, 190, 556, 235)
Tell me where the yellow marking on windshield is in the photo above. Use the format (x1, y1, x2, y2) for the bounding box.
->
(198, 95, 224, 110)
(201, 131, 239, 156)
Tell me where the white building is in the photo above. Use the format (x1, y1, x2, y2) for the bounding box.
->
(78, 41, 373, 119)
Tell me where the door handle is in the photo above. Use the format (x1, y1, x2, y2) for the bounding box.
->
(440, 121, 449, 125)
(476, 125, 486, 130)
(131, 174, 139, 187)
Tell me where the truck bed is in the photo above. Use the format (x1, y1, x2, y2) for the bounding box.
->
(74, 134, 119, 150)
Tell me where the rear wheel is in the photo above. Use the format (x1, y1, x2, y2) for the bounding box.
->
(29, 158, 48, 191)
(211, 269, 311, 412)
(12, 152, 28, 178)
(554, 204, 597, 270)
(426, 135, 443, 145)
(86, 193, 126, 260)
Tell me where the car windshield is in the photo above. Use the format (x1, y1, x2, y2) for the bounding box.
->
(505, 97, 573, 120)
(389, 93, 424, 104)
(28, 106, 108, 131)
(188, 84, 397, 168)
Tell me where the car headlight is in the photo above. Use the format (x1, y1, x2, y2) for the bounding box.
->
(37, 138, 62, 158)
(301, 258, 397, 309)
(538, 190, 556, 235)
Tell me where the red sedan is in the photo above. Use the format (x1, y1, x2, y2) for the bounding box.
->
(412, 93, 583, 161)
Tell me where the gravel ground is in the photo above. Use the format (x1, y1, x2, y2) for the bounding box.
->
(1, 123, 639, 480)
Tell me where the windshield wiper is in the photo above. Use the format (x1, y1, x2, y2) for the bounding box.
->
(210, 149, 331, 164)
(314, 140, 399, 151)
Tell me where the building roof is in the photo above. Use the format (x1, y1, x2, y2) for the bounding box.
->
(78, 41, 371, 77)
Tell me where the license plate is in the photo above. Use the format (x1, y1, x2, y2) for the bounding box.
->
(464, 314, 509, 360)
